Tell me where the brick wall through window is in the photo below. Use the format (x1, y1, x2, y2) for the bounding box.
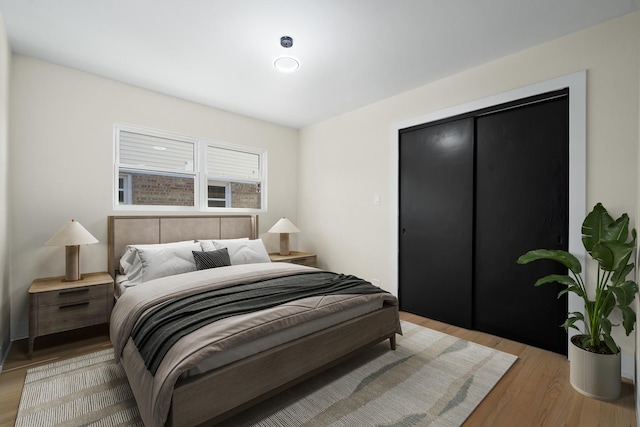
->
(131, 173, 194, 206)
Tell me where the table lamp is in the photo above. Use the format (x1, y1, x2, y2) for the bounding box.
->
(45, 219, 99, 281)
(268, 217, 300, 256)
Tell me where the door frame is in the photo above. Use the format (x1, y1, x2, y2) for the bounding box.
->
(390, 71, 586, 352)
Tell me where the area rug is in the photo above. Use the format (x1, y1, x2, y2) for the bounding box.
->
(16, 321, 517, 427)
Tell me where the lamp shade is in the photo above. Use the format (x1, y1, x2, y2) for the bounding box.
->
(45, 219, 98, 282)
(268, 217, 300, 256)
(45, 219, 99, 246)
(268, 217, 300, 234)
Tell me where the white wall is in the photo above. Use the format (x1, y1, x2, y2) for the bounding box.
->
(8, 56, 299, 339)
(299, 13, 640, 357)
(0, 14, 10, 367)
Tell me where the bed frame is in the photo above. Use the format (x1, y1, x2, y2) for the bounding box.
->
(108, 215, 398, 427)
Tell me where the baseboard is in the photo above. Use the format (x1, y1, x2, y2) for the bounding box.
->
(622, 352, 634, 381)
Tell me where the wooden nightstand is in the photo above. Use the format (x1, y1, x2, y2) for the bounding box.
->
(28, 271, 114, 358)
(269, 251, 317, 267)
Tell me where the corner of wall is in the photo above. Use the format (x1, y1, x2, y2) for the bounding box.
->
(0, 10, 11, 372)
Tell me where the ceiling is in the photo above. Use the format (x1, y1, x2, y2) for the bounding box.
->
(0, 1, 639, 129)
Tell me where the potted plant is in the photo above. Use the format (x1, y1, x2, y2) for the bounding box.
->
(517, 202, 637, 401)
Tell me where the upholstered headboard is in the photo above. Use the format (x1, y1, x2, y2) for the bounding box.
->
(107, 215, 258, 278)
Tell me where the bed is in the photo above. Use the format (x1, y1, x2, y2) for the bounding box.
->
(108, 215, 400, 427)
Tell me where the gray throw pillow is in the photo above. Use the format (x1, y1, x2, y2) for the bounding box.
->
(192, 248, 231, 270)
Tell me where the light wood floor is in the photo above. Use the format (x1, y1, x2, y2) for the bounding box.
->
(0, 315, 636, 427)
(402, 312, 636, 427)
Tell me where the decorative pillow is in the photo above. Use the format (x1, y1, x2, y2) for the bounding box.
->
(199, 238, 249, 252)
(213, 239, 271, 265)
(124, 241, 201, 284)
(192, 248, 231, 270)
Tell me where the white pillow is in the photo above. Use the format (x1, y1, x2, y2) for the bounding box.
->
(199, 237, 249, 252)
(119, 247, 139, 275)
(213, 239, 271, 265)
(120, 240, 197, 284)
(135, 242, 202, 283)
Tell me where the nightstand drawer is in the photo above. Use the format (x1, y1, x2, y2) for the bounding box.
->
(35, 298, 109, 336)
(35, 283, 108, 307)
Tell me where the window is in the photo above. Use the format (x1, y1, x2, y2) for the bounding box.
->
(205, 144, 262, 210)
(114, 124, 265, 211)
(207, 181, 230, 208)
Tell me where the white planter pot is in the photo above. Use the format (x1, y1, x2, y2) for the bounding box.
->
(569, 336, 621, 401)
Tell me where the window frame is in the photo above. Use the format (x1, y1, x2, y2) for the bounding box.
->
(118, 173, 133, 205)
(206, 181, 231, 208)
(114, 123, 266, 212)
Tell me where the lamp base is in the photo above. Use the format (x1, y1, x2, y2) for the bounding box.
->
(64, 245, 82, 282)
(279, 233, 290, 256)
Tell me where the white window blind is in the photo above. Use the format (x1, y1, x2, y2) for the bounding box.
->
(207, 146, 260, 181)
(119, 131, 195, 172)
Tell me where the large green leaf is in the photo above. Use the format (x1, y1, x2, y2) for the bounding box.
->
(612, 231, 635, 281)
(599, 317, 613, 336)
(562, 312, 585, 332)
(582, 203, 613, 252)
(517, 249, 581, 274)
(591, 241, 634, 272)
(612, 263, 634, 285)
(562, 317, 581, 331)
(558, 284, 585, 299)
(608, 214, 630, 242)
(533, 274, 576, 287)
(604, 334, 619, 354)
(591, 242, 613, 270)
(621, 305, 637, 336)
(611, 280, 639, 306)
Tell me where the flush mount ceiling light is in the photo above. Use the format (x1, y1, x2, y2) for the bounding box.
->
(274, 35, 300, 73)
(274, 56, 300, 73)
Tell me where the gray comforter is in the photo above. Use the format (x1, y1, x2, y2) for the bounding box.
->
(110, 263, 399, 427)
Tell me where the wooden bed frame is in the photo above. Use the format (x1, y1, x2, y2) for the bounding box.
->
(108, 215, 398, 427)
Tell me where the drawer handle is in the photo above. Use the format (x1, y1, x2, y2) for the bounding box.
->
(59, 302, 90, 309)
(59, 288, 90, 296)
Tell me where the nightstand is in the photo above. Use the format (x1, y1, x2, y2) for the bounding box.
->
(28, 271, 114, 358)
(269, 251, 317, 267)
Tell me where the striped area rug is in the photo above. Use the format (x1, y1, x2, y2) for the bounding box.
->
(16, 321, 516, 427)
(15, 349, 142, 427)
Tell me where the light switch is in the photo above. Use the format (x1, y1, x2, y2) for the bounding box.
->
(374, 194, 381, 205)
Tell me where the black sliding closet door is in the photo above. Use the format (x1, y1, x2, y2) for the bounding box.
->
(399, 93, 569, 355)
(474, 97, 568, 355)
(399, 118, 474, 328)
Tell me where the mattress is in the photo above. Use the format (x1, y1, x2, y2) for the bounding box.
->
(182, 298, 382, 378)
(118, 269, 383, 377)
